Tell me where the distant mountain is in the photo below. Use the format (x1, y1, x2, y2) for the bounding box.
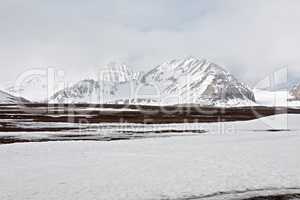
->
(0, 90, 30, 104)
(141, 57, 255, 106)
(99, 62, 140, 83)
(5, 77, 49, 102)
(290, 84, 300, 101)
(49, 62, 140, 104)
(49, 79, 119, 104)
(48, 57, 256, 106)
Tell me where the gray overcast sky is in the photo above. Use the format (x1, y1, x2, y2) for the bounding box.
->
(1, 0, 300, 85)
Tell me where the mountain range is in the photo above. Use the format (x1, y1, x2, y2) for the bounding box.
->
(48, 57, 255, 106)
(1, 57, 300, 106)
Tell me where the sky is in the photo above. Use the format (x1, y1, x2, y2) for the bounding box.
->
(1, 0, 300, 86)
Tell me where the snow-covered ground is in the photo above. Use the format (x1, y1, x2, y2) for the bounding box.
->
(254, 89, 300, 107)
(1, 114, 300, 200)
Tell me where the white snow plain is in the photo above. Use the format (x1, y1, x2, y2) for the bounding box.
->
(254, 89, 300, 107)
(1, 114, 300, 200)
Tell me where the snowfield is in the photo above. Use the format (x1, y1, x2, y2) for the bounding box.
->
(1, 115, 300, 200)
(254, 89, 300, 107)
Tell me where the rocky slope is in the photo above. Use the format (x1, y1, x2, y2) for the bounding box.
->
(141, 57, 255, 106)
(290, 84, 300, 100)
(0, 90, 30, 104)
(49, 79, 118, 104)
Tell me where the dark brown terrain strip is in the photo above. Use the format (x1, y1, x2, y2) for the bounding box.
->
(0, 104, 299, 144)
(242, 193, 300, 200)
(0, 104, 299, 126)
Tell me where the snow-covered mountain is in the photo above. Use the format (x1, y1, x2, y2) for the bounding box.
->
(49, 63, 140, 104)
(99, 62, 140, 83)
(49, 79, 118, 104)
(290, 84, 300, 100)
(0, 90, 30, 104)
(49, 57, 256, 106)
(141, 57, 255, 106)
(5, 77, 49, 102)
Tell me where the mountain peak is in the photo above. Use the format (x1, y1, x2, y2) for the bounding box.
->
(154, 56, 227, 75)
(99, 62, 138, 83)
(142, 57, 255, 105)
(162, 56, 206, 66)
(105, 61, 130, 71)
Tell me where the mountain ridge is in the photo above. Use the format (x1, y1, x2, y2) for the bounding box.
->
(0, 90, 30, 104)
(48, 57, 256, 106)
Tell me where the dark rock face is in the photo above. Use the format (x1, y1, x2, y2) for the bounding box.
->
(200, 70, 256, 102)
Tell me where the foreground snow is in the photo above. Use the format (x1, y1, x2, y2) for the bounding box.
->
(1, 115, 300, 200)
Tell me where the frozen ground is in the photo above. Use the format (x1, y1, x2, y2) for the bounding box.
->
(1, 115, 300, 200)
(254, 89, 300, 107)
